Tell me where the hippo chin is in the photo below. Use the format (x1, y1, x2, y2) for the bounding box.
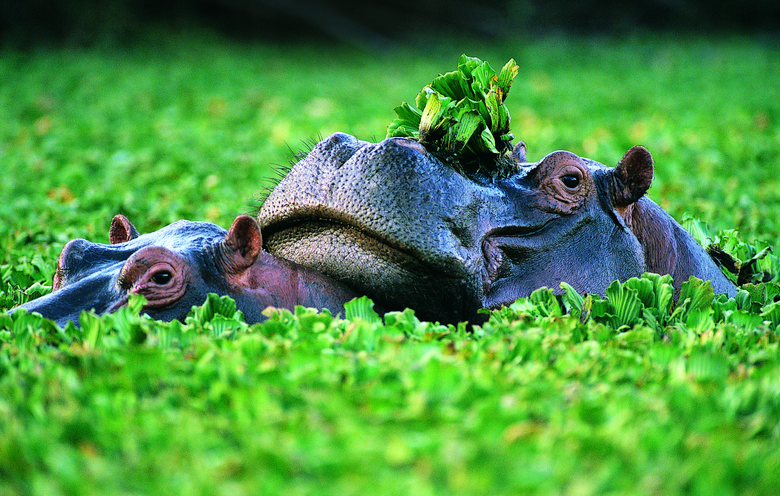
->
(258, 132, 736, 324)
(12, 214, 359, 327)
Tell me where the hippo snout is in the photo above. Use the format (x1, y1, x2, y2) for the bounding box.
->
(54, 238, 136, 290)
(53, 238, 90, 290)
(15, 270, 120, 327)
(10, 238, 130, 326)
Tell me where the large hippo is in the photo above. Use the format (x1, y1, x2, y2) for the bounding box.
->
(12, 214, 359, 327)
(258, 133, 736, 324)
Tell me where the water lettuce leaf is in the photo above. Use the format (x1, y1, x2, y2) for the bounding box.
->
(682, 214, 780, 285)
(387, 55, 519, 173)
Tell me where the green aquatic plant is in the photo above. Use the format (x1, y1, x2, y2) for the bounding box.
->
(387, 54, 519, 174)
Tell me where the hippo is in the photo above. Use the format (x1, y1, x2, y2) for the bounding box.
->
(258, 132, 736, 324)
(12, 214, 359, 327)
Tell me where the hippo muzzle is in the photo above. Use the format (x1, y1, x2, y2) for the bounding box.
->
(259, 134, 592, 323)
(259, 134, 496, 323)
(17, 267, 123, 328)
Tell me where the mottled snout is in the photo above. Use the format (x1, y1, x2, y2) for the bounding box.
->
(53, 238, 132, 290)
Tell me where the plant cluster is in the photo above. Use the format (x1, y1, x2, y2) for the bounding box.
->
(683, 214, 780, 285)
(2, 278, 780, 493)
(387, 55, 519, 175)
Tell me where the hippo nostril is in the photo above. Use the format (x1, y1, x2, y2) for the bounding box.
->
(58, 239, 90, 264)
(53, 238, 91, 290)
(317, 132, 368, 169)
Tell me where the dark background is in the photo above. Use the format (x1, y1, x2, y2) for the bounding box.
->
(2, 0, 779, 49)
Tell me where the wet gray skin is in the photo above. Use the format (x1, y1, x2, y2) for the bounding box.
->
(12, 214, 359, 327)
(258, 133, 736, 324)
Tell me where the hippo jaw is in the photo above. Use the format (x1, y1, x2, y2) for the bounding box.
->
(479, 212, 647, 309)
(260, 208, 487, 323)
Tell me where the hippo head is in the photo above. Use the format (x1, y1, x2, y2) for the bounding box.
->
(14, 214, 359, 327)
(258, 133, 734, 324)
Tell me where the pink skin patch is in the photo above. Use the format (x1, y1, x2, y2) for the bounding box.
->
(110, 246, 191, 311)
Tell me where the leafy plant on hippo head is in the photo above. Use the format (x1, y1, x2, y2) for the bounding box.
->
(387, 54, 519, 175)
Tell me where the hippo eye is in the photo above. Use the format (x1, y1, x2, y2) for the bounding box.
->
(150, 270, 173, 285)
(561, 174, 581, 189)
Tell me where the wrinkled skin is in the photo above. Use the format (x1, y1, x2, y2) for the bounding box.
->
(12, 214, 358, 327)
(259, 133, 736, 324)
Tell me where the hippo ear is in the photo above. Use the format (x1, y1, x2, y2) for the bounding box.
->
(221, 215, 263, 273)
(110, 214, 140, 244)
(512, 140, 528, 163)
(610, 146, 654, 207)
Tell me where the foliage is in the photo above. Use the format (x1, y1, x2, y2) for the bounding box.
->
(2, 283, 780, 494)
(683, 214, 780, 286)
(1, 34, 779, 494)
(387, 54, 519, 174)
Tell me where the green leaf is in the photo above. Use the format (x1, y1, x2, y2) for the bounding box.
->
(81, 311, 104, 349)
(687, 349, 729, 382)
(760, 300, 780, 331)
(344, 296, 381, 324)
(496, 59, 519, 96)
(395, 101, 423, 124)
(725, 309, 765, 329)
(387, 103, 423, 139)
(681, 214, 780, 285)
(485, 90, 500, 130)
(453, 111, 481, 147)
(208, 315, 244, 339)
(528, 287, 562, 318)
(468, 61, 495, 97)
(560, 282, 585, 317)
(675, 277, 715, 323)
(186, 293, 244, 328)
(685, 307, 714, 334)
(429, 70, 465, 100)
(484, 126, 502, 153)
(386, 54, 519, 170)
(497, 105, 511, 132)
(386, 122, 420, 139)
(419, 91, 446, 137)
(604, 279, 643, 330)
(681, 214, 714, 248)
(457, 54, 483, 83)
(625, 273, 674, 324)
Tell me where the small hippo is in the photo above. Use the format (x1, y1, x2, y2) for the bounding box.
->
(12, 214, 359, 327)
(258, 133, 736, 324)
